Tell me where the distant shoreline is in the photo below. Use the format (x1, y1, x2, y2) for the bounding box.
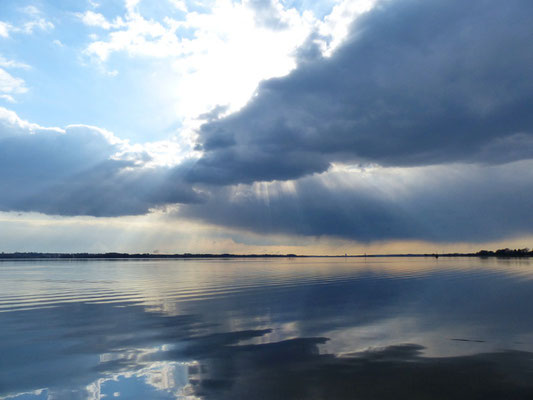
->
(0, 249, 531, 259)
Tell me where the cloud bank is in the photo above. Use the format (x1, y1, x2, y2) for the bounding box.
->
(0, 108, 200, 216)
(2, 0, 533, 245)
(189, 0, 533, 184)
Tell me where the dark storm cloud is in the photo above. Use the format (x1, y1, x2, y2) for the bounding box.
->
(188, 0, 533, 184)
(20, 160, 202, 217)
(3, 0, 533, 246)
(0, 119, 201, 216)
(180, 160, 533, 242)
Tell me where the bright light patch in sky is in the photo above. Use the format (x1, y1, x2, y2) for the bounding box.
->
(76, 0, 369, 158)
(0, 0, 374, 164)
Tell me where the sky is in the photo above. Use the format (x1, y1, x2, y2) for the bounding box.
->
(1, 0, 533, 254)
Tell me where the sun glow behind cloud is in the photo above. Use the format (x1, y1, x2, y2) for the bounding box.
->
(76, 0, 377, 163)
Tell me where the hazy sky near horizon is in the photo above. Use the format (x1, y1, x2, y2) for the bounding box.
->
(1, 0, 533, 253)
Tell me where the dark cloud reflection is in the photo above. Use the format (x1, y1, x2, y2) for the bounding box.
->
(191, 342, 533, 400)
(3, 259, 533, 399)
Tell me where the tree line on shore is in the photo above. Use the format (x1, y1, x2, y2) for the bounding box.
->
(476, 248, 532, 257)
(0, 249, 531, 259)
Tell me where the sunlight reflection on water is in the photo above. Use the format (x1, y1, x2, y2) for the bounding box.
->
(2, 257, 533, 399)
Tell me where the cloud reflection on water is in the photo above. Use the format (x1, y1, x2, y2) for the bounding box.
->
(2, 259, 533, 399)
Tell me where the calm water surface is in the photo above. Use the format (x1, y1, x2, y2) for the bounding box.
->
(1, 257, 533, 399)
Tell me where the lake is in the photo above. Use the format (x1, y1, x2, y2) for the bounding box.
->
(1, 257, 533, 399)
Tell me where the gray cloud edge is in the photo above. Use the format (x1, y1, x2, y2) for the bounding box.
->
(188, 0, 533, 184)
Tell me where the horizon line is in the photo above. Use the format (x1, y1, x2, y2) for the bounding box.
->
(0, 249, 531, 259)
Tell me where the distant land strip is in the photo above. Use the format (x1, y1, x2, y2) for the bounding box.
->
(0, 248, 531, 259)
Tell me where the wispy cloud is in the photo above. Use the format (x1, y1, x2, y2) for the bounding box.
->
(0, 68, 27, 96)
(0, 6, 54, 37)
(0, 94, 15, 103)
(76, 10, 123, 30)
(20, 18, 54, 34)
(0, 56, 30, 102)
(0, 56, 30, 70)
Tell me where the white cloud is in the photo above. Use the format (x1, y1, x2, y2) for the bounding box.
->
(317, 0, 377, 56)
(80, 0, 336, 156)
(77, 10, 123, 30)
(0, 94, 15, 103)
(75, 0, 381, 163)
(21, 18, 54, 34)
(0, 106, 190, 167)
(0, 68, 27, 95)
(125, 0, 142, 15)
(1, 6, 54, 36)
(85, 13, 177, 61)
(21, 5, 40, 16)
(0, 21, 10, 38)
(169, 0, 316, 116)
(0, 55, 30, 70)
(0, 106, 62, 137)
(0, 56, 30, 102)
(169, 0, 187, 12)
